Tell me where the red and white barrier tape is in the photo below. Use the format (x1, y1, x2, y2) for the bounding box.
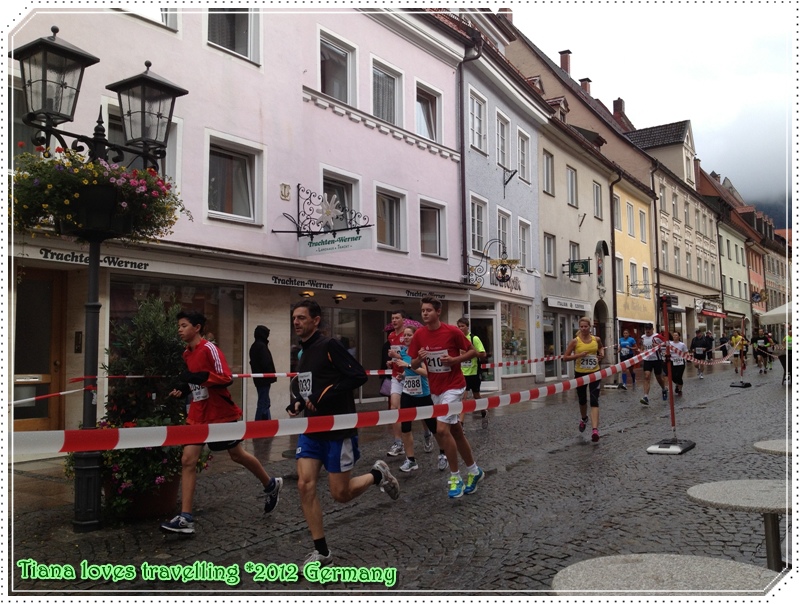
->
(9, 387, 87, 407)
(13, 349, 652, 455)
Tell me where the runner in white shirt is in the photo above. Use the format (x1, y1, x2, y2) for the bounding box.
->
(638, 323, 667, 406)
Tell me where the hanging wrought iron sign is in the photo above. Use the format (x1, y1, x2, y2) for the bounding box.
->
(464, 238, 519, 290)
(272, 184, 373, 240)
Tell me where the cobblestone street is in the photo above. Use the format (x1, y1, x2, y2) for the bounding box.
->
(8, 363, 794, 597)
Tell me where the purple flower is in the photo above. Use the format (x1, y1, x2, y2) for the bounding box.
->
(120, 202, 128, 208)
(33, 178, 40, 186)
(155, 476, 165, 485)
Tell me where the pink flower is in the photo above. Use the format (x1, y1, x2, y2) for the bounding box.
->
(155, 476, 165, 485)
(120, 202, 128, 208)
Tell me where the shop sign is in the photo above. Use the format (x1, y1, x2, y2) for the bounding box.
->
(545, 296, 590, 312)
(270, 276, 334, 289)
(33, 247, 152, 271)
(298, 230, 372, 257)
(404, 289, 445, 299)
(489, 273, 522, 291)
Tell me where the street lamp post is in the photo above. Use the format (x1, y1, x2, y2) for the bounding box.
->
(11, 26, 187, 532)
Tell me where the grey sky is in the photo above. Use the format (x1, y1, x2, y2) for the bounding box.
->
(510, 0, 792, 226)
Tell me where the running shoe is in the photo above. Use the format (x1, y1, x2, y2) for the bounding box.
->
(160, 513, 194, 534)
(263, 477, 283, 514)
(735, 368, 738, 374)
(699, 374, 704, 379)
(303, 549, 333, 570)
(591, 429, 599, 443)
(579, 418, 587, 432)
(481, 411, 489, 429)
(640, 396, 649, 406)
(662, 388, 668, 401)
(387, 442, 405, 457)
(448, 474, 465, 498)
(399, 458, 419, 472)
(423, 431, 433, 453)
(619, 383, 627, 390)
(464, 468, 485, 495)
(437, 453, 448, 471)
(372, 460, 400, 500)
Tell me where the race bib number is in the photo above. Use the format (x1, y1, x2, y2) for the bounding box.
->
(390, 345, 402, 356)
(190, 384, 209, 402)
(578, 355, 598, 371)
(620, 347, 630, 356)
(297, 371, 313, 399)
(461, 359, 474, 370)
(695, 348, 705, 355)
(425, 350, 451, 373)
(671, 357, 685, 366)
(403, 375, 423, 396)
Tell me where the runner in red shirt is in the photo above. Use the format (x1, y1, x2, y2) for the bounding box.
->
(408, 297, 485, 498)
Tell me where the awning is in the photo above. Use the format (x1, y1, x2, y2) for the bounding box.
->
(701, 309, 727, 319)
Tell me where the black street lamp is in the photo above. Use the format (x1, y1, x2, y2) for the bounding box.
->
(11, 26, 188, 532)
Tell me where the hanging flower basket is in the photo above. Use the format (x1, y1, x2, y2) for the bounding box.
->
(9, 145, 191, 242)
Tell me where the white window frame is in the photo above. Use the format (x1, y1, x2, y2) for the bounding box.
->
(697, 257, 703, 283)
(497, 207, 511, 249)
(496, 110, 510, 168)
(615, 256, 624, 293)
(518, 219, 531, 269)
(566, 167, 578, 207)
(569, 241, 580, 282)
(613, 195, 621, 231)
(642, 267, 651, 298)
(684, 201, 690, 225)
(544, 233, 555, 276)
(371, 57, 403, 126)
(542, 150, 555, 195)
(319, 29, 357, 105)
(415, 79, 442, 143)
(115, 6, 178, 29)
(593, 181, 602, 219)
(420, 199, 445, 258)
(661, 240, 669, 271)
(468, 88, 487, 152)
(626, 203, 635, 237)
(659, 184, 667, 212)
(727, 239, 731, 259)
(206, 130, 264, 224)
(517, 128, 531, 182)
(207, 8, 261, 62)
(470, 194, 488, 253)
(686, 252, 692, 279)
(375, 183, 406, 252)
(674, 246, 681, 276)
(321, 165, 361, 234)
(639, 210, 647, 243)
(711, 263, 716, 288)
(704, 260, 710, 285)
(629, 261, 638, 295)
(672, 193, 678, 218)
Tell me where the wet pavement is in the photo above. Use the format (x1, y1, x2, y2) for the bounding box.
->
(7, 362, 795, 596)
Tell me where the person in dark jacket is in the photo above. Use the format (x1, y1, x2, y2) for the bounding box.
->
(690, 328, 707, 378)
(249, 325, 277, 420)
(287, 299, 399, 571)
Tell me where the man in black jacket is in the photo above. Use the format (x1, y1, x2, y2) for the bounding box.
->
(287, 299, 399, 571)
(249, 325, 277, 420)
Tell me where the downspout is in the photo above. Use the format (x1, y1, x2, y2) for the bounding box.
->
(608, 170, 622, 382)
(458, 28, 483, 317)
(649, 161, 661, 323)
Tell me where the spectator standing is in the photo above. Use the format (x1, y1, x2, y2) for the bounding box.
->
(249, 325, 277, 421)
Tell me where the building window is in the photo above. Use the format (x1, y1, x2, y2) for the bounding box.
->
(497, 209, 510, 248)
(471, 196, 486, 252)
(469, 91, 486, 152)
(615, 257, 624, 292)
(684, 202, 690, 225)
(613, 195, 621, 231)
(711, 263, 716, 287)
(320, 35, 353, 103)
(323, 175, 355, 233)
(738, 280, 743, 299)
(701, 214, 707, 236)
(674, 247, 681, 276)
(661, 240, 669, 271)
(672, 193, 678, 218)
(372, 62, 399, 125)
(729, 276, 734, 296)
(420, 204, 442, 257)
(569, 242, 580, 282)
(695, 209, 701, 231)
(542, 150, 554, 195)
(639, 210, 647, 243)
(416, 84, 440, 142)
(208, 8, 260, 61)
(659, 184, 667, 212)
(518, 221, 530, 268)
(544, 233, 555, 276)
(566, 167, 578, 207)
(704, 260, 709, 284)
(496, 112, 509, 167)
(376, 190, 402, 249)
(697, 258, 702, 283)
(686, 252, 692, 279)
(517, 130, 530, 182)
(735, 244, 740, 264)
(642, 267, 651, 298)
(627, 203, 635, 237)
(208, 144, 256, 221)
(727, 239, 731, 259)
(10, 87, 37, 163)
(593, 181, 602, 219)
(630, 262, 638, 295)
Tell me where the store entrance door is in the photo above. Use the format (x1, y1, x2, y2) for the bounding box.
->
(469, 314, 497, 392)
(13, 268, 65, 431)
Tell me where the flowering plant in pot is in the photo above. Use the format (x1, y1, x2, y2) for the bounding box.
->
(9, 145, 191, 242)
(65, 297, 210, 518)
